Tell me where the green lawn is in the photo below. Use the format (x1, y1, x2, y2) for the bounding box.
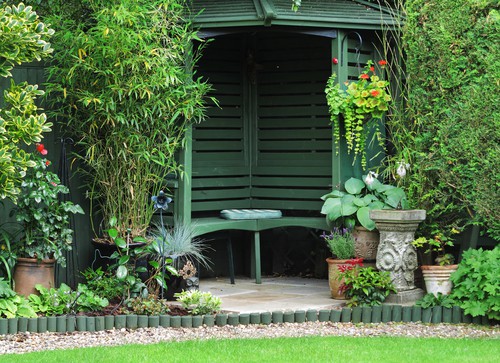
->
(2, 336, 499, 363)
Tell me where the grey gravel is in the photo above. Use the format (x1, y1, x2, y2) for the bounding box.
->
(1, 322, 499, 355)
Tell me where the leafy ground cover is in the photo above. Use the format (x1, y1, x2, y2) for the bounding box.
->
(2, 335, 499, 363)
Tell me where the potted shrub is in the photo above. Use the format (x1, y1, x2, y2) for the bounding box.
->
(320, 173, 407, 260)
(412, 231, 458, 296)
(322, 228, 358, 299)
(10, 144, 83, 296)
(325, 60, 392, 168)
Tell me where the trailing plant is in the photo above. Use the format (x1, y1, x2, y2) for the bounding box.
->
(325, 60, 391, 167)
(123, 296, 170, 316)
(174, 290, 222, 315)
(28, 283, 109, 316)
(9, 144, 83, 265)
(412, 229, 459, 266)
(450, 247, 499, 321)
(44, 0, 213, 240)
(415, 293, 455, 309)
(321, 174, 407, 230)
(321, 227, 355, 260)
(0, 277, 37, 318)
(339, 266, 395, 307)
(0, 2, 53, 201)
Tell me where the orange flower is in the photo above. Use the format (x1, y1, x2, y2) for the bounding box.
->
(370, 66, 375, 72)
(378, 60, 387, 66)
(360, 73, 370, 80)
(370, 90, 380, 97)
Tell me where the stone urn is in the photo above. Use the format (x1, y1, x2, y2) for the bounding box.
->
(370, 209, 426, 304)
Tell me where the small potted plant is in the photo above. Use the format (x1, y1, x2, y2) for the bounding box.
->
(412, 230, 458, 296)
(320, 173, 407, 260)
(325, 60, 392, 168)
(322, 228, 361, 299)
(10, 144, 84, 296)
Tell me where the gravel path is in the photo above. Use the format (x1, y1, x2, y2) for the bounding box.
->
(1, 322, 499, 355)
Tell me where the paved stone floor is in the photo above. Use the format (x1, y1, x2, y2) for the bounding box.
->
(200, 276, 345, 313)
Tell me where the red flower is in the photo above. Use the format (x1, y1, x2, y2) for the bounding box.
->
(36, 143, 48, 155)
(378, 60, 387, 66)
(45, 160, 51, 166)
(332, 57, 338, 65)
(51, 182, 58, 186)
(370, 66, 375, 72)
(370, 90, 380, 97)
(360, 73, 370, 80)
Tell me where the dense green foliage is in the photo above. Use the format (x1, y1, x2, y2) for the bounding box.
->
(44, 0, 212, 238)
(451, 246, 500, 320)
(340, 266, 396, 307)
(401, 0, 500, 239)
(174, 290, 222, 315)
(0, 277, 37, 318)
(0, 3, 53, 201)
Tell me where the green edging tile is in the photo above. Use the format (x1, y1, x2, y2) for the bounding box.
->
(261, 312, 272, 325)
(126, 315, 138, 329)
(402, 306, 412, 322)
(451, 306, 462, 324)
(283, 311, 295, 323)
(0, 318, 8, 335)
(57, 316, 67, 332)
(272, 311, 284, 323)
(471, 316, 482, 325)
(462, 312, 472, 324)
(341, 307, 351, 323)
(250, 313, 261, 325)
(67, 316, 76, 332)
(239, 314, 250, 325)
(170, 316, 181, 328)
(318, 310, 330, 322)
(8, 318, 18, 335)
(481, 316, 489, 326)
(381, 305, 392, 323)
(115, 315, 127, 329)
(295, 310, 306, 324)
(422, 308, 432, 323)
(392, 305, 402, 322)
(18, 317, 28, 333)
(442, 307, 452, 323)
(412, 306, 422, 322)
(330, 309, 342, 323)
(95, 316, 105, 331)
(28, 318, 38, 333)
(306, 309, 317, 322)
(362, 307, 372, 324)
(431, 306, 442, 324)
(148, 315, 159, 328)
(137, 315, 149, 328)
(38, 317, 48, 333)
(371, 306, 382, 323)
(203, 315, 215, 327)
(192, 315, 204, 328)
(75, 316, 86, 332)
(159, 315, 171, 328)
(47, 316, 57, 332)
(215, 314, 228, 326)
(86, 317, 96, 332)
(181, 316, 193, 328)
(227, 313, 240, 326)
(351, 307, 362, 323)
(104, 315, 114, 330)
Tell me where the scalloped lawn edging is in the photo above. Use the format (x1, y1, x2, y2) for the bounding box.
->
(0, 305, 493, 335)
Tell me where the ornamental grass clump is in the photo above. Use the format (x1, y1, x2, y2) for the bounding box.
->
(325, 60, 391, 167)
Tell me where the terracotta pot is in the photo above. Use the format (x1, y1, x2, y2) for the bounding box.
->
(13, 257, 55, 296)
(326, 258, 351, 300)
(421, 264, 458, 296)
(352, 226, 380, 261)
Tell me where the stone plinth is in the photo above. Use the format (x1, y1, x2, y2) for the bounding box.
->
(370, 210, 426, 304)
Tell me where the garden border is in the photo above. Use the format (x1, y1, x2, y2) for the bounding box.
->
(0, 305, 493, 335)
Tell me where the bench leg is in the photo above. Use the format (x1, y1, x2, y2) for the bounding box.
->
(226, 238, 235, 284)
(250, 231, 261, 284)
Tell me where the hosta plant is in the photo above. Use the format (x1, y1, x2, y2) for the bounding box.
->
(0, 278, 37, 318)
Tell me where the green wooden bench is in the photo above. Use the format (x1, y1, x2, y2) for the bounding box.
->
(167, 32, 381, 284)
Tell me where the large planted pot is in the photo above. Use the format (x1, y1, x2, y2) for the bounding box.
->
(421, 265, 458, 296)
(326, 258, 350, 300)
(352, 226, 379, 261)
(13, 257, 55, 296)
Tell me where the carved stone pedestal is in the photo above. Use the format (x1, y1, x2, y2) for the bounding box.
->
(370, 209, 426, 304)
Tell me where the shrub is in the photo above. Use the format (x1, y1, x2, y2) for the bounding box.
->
(174, 290, 222, 315)
(451, 246, 499, 320)
(339, 266, 395, 307)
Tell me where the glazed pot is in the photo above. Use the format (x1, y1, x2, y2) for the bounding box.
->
(326, 258, 351, 299)
(421, 264, 458, 296)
